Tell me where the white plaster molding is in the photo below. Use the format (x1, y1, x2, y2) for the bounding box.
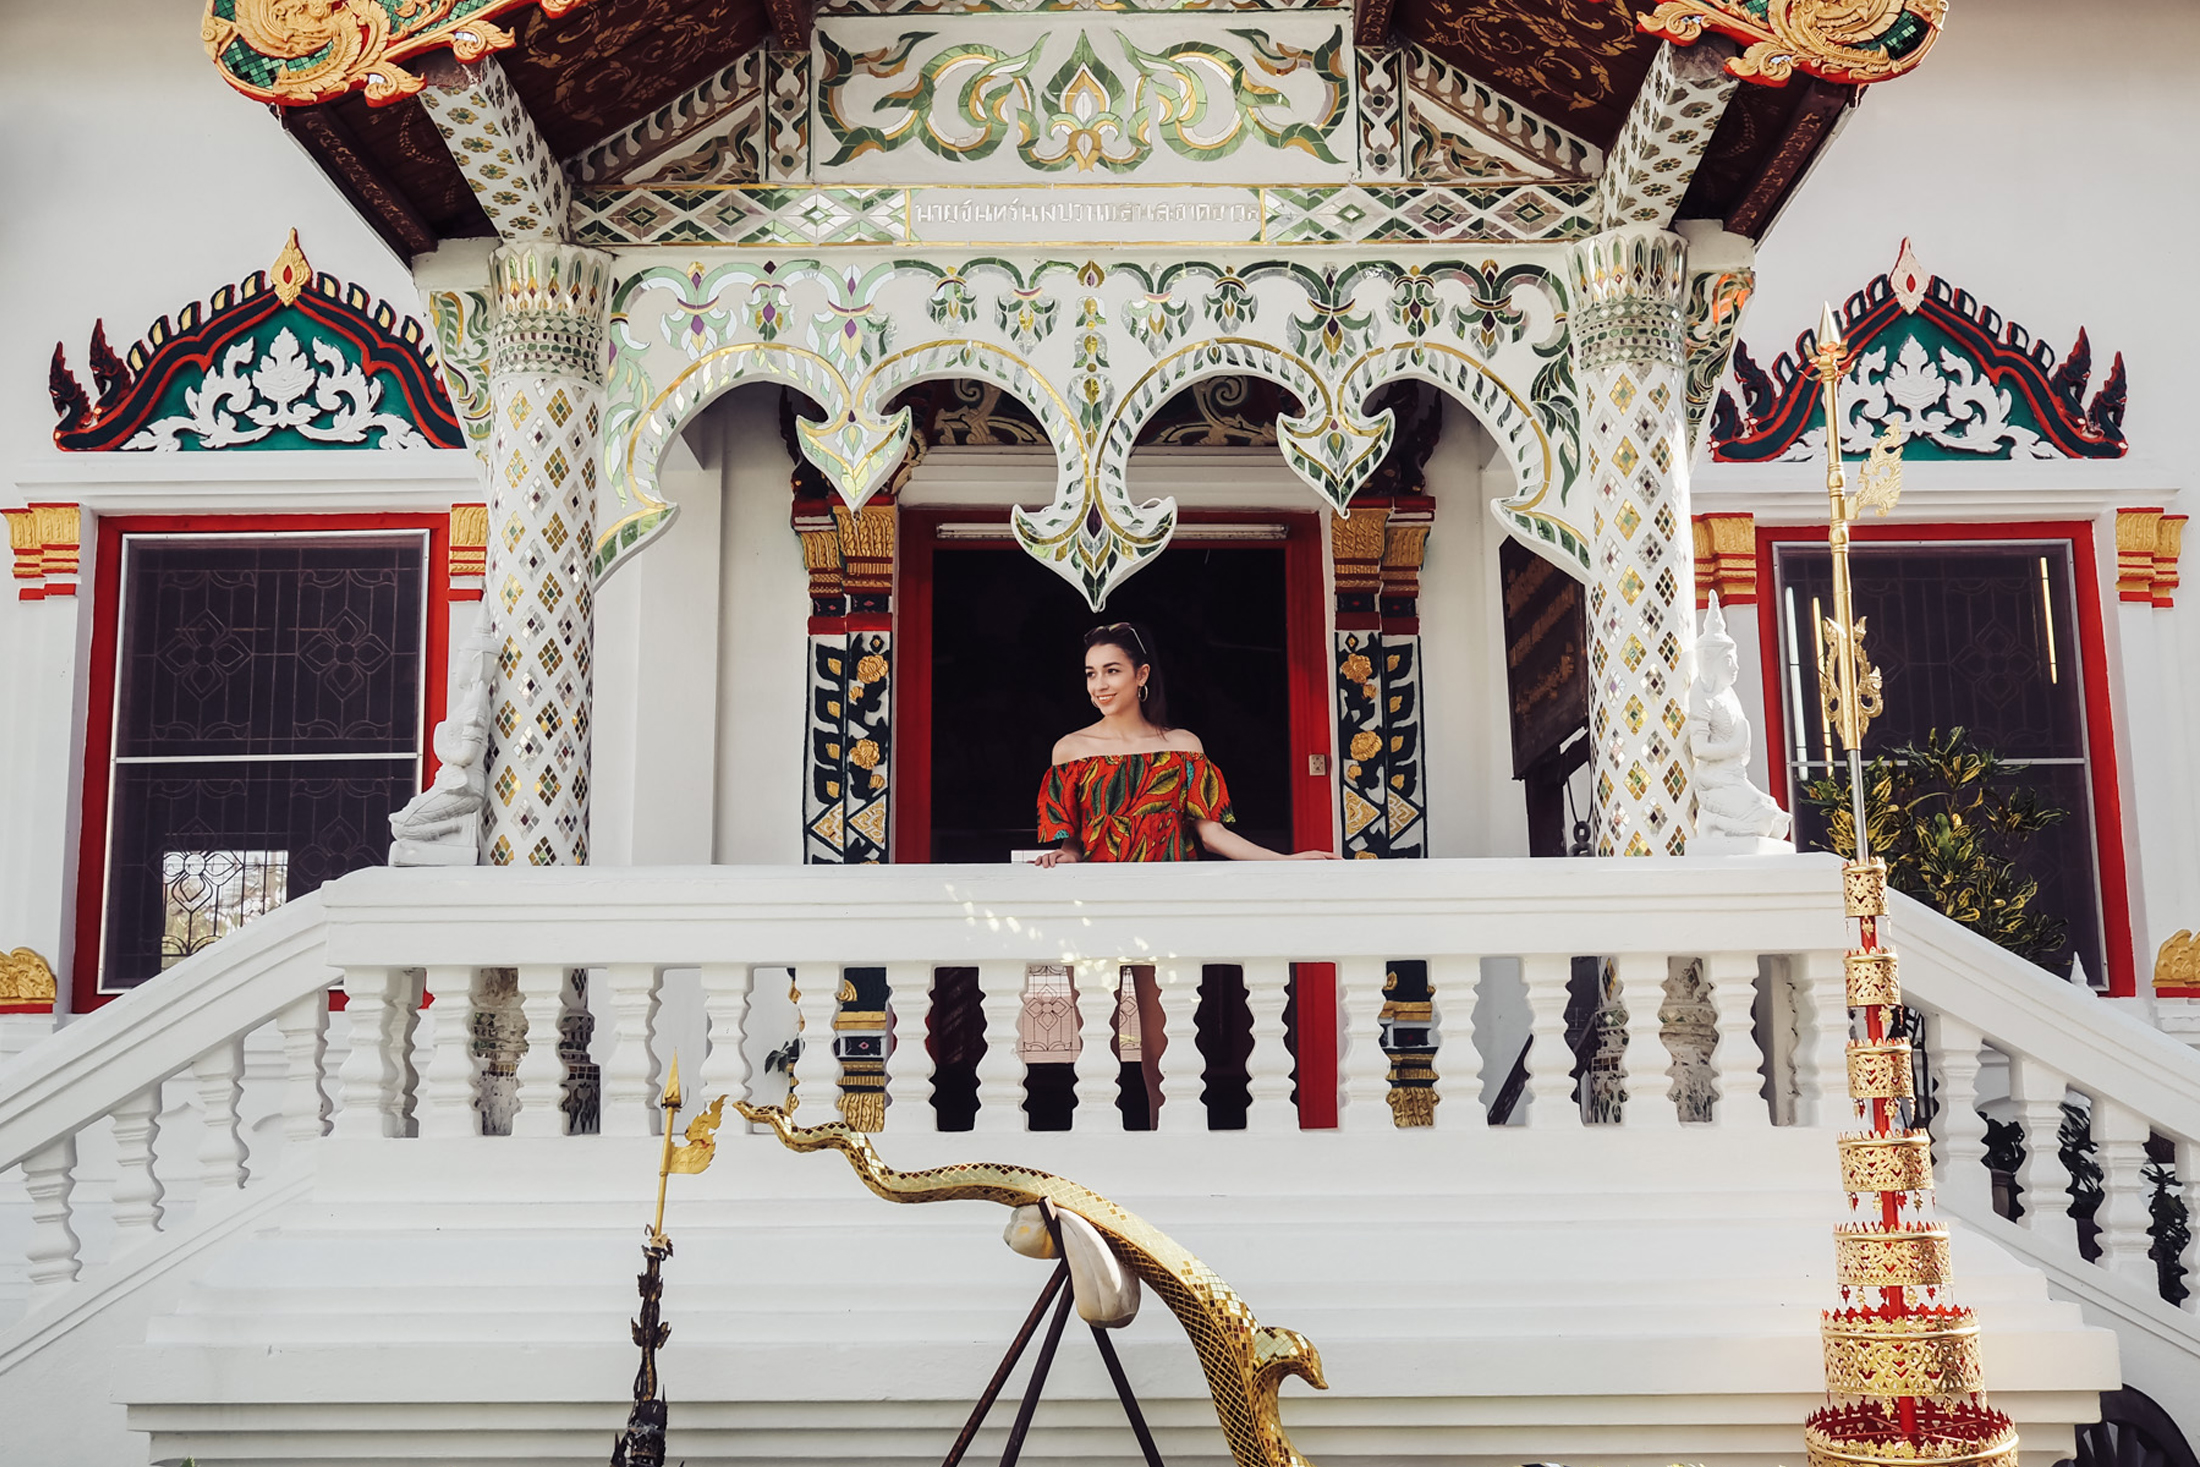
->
(9, 452, 480, 515)
(1694, 458, 2182, 522)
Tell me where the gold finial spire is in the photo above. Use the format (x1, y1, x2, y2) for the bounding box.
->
(269, 229, 311, 306)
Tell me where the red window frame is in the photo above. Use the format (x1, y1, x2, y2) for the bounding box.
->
(895, 507, 1333, 862)
(1752, 519, 2136, 995)
(71, 513, 454, 1012)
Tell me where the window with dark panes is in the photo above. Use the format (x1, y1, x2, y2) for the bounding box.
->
(1772, 538, 2105, 986)
(96, 534, 427, 993)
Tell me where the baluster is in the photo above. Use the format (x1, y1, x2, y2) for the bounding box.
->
(417, 966, 482, 1139)
(511, 964, 571, 1139)
(193, 1035, 250, 1189)
(1791, 950, 1853, 1128)
(601, 963, 662, 1138)
(1522, 954, 1581, 1130)
(108, 1084, 166, 1247)
(1426, 956, 1481, 1131)
(1705, 952, 1768, 1129)
(1614, 953, 1677, 1129)
(23, 1136, 82, 1296)
(1243, 958, 1295, 1132)
(1066, 960, 1115, 1131)
(884, 962, 933, 1133)
(1152, 964, 1203, 1131)
(701, 964, 756, 1112)
(2009, 1055, 2079, 1255)
(2180, 1137, 2200, 1313)
(276, 990, 331, 1147)
(974, 961, 1027, 1133)
(1925, 1012, 1992, 1215)
(336, 966, 412, 1139)
(1338, 957, 1390, 1130)
(793, 964, 842, 1124)
(2092, 1097, 2158, 1287)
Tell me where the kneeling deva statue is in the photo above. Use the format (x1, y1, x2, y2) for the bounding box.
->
(1687, 593, 1794, 853)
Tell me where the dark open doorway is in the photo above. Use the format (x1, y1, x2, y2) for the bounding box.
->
(898, 513, 1328, 863)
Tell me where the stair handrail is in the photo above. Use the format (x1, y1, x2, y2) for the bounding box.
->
(0, 894, 334, 1176)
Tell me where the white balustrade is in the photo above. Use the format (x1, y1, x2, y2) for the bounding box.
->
(1705, 952, 1768, 1129)
(1427, 956, 1480, 1131)
(793, 964, 841, 1125)
(1243, 959, 1295, 1132)
(2180, 1138, 2200, 1313)
(13, 855, 2200, 1329)
(194, 1035, 250, 1189)
(417, 966, 482, 1139)
(1152, 964, 1202, 1132)
(276, 991, 331, 1147)
(600, 962, 661, 1137)
(2008, 1056, 2079, 1254)
(1338, 957, 1390, 1130)
(1923, 1012, 1992, 1215)
(1615, 953, 1677, 1129)
(974, 960, 1026, 1132)
(700, 963, 754, 1109)
(511, 964, 571, 1139)
(2091, 1097, 2158, 1288)
(336, 966, 412, 1140)
(108, 1084, 166, 1246)
(1522, 954, 1580, 1130)
(23, 1137, 81, 1296)
(1073, 960, 1120, 1131)
(882, 962, 931, 1131)
(1792, 949, 1853, 1128)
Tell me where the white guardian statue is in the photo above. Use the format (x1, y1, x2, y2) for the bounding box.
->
(388, 603, 496, 866)
(1687, 594, 1795, 853)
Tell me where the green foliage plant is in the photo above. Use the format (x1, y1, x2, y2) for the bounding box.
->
(1799, 726, 2070, 965)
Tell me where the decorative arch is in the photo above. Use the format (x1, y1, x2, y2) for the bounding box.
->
(600, 250, 1587, 608)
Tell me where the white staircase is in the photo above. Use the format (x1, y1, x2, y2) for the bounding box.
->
(0, 857, 2184, 1466)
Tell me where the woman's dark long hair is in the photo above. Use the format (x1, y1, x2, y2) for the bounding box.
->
(1084, 621, 1170, 729)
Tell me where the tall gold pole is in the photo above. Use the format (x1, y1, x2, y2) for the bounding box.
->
(1803, 306, 2016, 1467)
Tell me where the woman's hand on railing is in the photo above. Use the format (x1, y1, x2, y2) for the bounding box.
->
(1034, 847, 1079, 868)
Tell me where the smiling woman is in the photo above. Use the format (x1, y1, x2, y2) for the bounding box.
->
(1033, 622, 1336, 866)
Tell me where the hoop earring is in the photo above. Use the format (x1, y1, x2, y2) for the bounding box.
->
(1139, 685, 1150, 702)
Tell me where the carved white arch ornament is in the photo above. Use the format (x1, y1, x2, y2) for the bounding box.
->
(601, 252, 1581, 607)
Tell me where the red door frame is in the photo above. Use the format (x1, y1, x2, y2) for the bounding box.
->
(895, 507, 1332, 862)
(71, 513, 453, 1012)
(1752, 519, 2136, 995)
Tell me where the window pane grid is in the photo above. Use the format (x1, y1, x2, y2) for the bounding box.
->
(1772, 538, 2104, 987)
(101, 535, 427, 992)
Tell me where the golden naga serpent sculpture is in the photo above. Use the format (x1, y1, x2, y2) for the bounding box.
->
(734, 1102, 1326, 1467)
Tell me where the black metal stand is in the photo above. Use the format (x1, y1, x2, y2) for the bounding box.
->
(609, 1237, 673, 1467)
(940, 1211, 1168, 1467)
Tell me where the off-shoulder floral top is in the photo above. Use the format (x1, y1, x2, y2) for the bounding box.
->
(1036, 752, 1235, 862)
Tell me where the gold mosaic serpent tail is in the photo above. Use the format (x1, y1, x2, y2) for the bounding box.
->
(734, 1103, 1325, 1467)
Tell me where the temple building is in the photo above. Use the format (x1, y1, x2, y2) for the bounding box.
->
(1, 0, 2196, 1463)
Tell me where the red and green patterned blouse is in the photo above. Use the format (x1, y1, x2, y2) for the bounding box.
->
(1036, 752, 1235, 862)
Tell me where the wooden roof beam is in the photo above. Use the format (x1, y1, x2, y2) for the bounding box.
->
(768, 0, 812, 54)
(280, 107, 439, 260)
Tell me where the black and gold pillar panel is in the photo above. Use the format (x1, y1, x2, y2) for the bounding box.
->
(835, 966, 891, 1131)
(1377, 494, 1433, 858)
(1333, 504, 1391, 859)
(1380, 960, 1438, 1127)
(795, 486, 896, 864)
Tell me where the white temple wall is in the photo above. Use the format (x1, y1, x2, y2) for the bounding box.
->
(1420, 402, 1531, 860)
(708, 390, 808, 866)
(1698, 0, 2199, 986)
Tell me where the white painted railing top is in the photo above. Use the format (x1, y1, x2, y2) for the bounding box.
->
(315, 854, 1853, 968)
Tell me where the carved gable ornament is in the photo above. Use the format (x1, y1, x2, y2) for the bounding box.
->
(49, 232, 466, 454)
(1711, 239, 2127, 464)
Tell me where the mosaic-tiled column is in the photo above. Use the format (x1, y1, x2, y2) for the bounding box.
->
(1568, 228, 1696, 856)
(795, 484, 897, 865)
(483, 243, 612, 867)
(1377, 493, 1434, 858)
